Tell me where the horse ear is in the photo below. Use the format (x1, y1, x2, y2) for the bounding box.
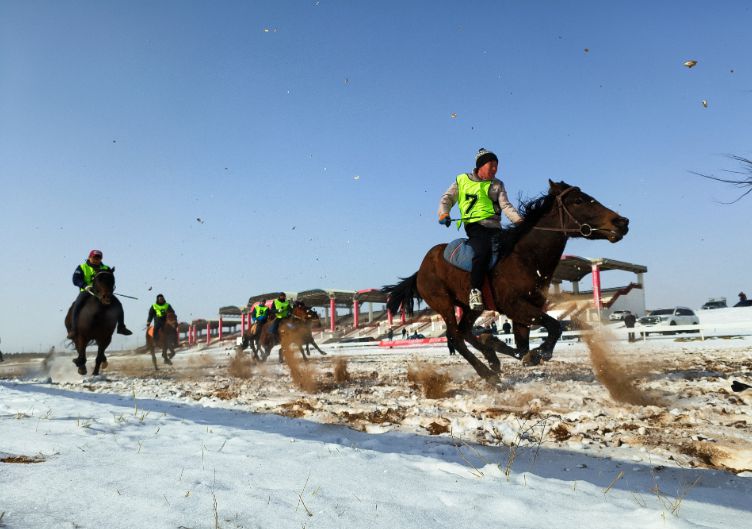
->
(548, 180, 569, 194)
(111, 266, 116, 273)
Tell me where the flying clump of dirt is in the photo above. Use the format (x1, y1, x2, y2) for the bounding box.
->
(282, 347, 318, 393)
(333, 358, 350, 383)
(228, 353, 254, 379)
(583, 331, 664, 406)
(407, 363, 451, 399)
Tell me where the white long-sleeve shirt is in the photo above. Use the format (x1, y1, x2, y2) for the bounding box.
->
(438, 170, 523, 229)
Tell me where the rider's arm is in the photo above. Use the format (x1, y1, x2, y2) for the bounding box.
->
(437, 180, 458, 219)
(490, 180, 523, 224)
(147, 306, 155, 325)
(72, 266, 86, 289)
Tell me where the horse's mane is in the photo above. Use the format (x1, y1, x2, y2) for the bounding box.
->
(496, 187, 559, 259)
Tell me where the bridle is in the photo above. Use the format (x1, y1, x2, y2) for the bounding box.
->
(533, 187, 600, 238)
(87, 270, 115, 302)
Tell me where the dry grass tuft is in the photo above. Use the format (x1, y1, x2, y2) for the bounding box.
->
(333, 358, 350, 383)
(228, 353, 254, 379)
(407, 363, 451, 399)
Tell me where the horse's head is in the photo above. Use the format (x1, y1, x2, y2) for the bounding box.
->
(547, 180, 629, 242)
(292, 301, 321, 325)
(92, 270, 116, 304)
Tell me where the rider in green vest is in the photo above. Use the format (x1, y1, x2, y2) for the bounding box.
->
(249, 303, 270, 341)
(437, 148, 523, 311)
(67, 249, 133, 339)
(269, 292, 291, 337)
(147, 294, 176, 342)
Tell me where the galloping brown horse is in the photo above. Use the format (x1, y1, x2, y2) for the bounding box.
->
(146, 312, 179, 370)
(64, 270, 120, 375)
(383, 180, 629, 381)
(257, 302, 322, 362)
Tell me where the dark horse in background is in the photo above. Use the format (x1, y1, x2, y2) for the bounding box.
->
(383, 180, 629, 381)
(64, 270, 120, 375)
(146, 312, 179, 370)
(255, 302, 324, 363)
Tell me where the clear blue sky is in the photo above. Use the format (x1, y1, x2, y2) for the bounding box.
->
(1, 1, 750, 352)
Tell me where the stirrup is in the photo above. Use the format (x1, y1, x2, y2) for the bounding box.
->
(468, 289, 484, 311)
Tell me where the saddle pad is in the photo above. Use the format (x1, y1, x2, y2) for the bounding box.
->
(443, 238, 499, 272)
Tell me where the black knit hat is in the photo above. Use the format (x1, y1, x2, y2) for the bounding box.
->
(475, 148, 498, 169)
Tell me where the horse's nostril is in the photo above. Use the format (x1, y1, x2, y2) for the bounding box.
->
(613, 216, 629, 229)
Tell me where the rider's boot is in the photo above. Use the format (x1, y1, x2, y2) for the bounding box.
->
(469, 288, 484, 311)
(117, 320, 133, 336)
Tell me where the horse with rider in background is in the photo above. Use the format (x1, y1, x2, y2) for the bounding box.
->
(146, 311, 179, 370)
(64, 269, 121, 375)
(257, 301, 323, 362)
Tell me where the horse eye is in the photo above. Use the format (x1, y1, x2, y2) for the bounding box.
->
(574, 197, 584, 205)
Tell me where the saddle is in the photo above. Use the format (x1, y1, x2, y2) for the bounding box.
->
(443, 238, 500, 312)
(443, 238, 500, 272)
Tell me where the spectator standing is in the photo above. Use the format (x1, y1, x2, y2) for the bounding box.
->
(624, 312, 637, 342)
(387, 328, 394, 341)
(502, 320, 512, 334)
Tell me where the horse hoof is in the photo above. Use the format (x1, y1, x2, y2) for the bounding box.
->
(163, 358, 172, 365)
(521, 351, 541, 367)
(77, 366, 87, 375)
(540, 351, 553, 361)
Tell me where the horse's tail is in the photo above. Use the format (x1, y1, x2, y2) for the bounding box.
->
(382, 272, 421, 316)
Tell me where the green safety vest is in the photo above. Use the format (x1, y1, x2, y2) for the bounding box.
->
(274, 299, 291, 319)
(152, 302, 170, 318)
(254, 305, 269, 318)
(80, 261, 111, 290)
(455, 173, 495, 228)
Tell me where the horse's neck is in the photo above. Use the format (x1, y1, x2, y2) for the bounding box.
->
(513, 212, 568, 278)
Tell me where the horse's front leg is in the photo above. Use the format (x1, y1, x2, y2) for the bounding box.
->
(73, 338, 87, 375)
(440, 306, 498, 382)
(458, 310, 502, 373)
(149, 344, 158, 371)
(92, 341, 109, 376)
(162, 345, 172, 365)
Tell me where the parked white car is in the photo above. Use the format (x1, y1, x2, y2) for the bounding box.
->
(608, 310, 632, 321)
(637, 307, 699, 334)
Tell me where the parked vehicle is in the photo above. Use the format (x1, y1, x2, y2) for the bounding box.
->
(637, 307, 699, 335)
(701, 297, 727, 310)
(608, 310, 632, 321)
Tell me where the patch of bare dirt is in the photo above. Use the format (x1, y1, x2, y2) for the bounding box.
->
(280, 399, 316, 418)
(2, 454, 45, 464)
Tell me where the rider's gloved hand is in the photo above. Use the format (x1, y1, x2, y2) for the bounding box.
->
(438, 213, 451, 227)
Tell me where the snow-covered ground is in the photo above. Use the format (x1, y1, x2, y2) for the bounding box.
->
(1, 332, 751, 528)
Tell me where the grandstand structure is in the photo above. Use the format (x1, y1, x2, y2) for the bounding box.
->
(180, 255, 647, 345)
